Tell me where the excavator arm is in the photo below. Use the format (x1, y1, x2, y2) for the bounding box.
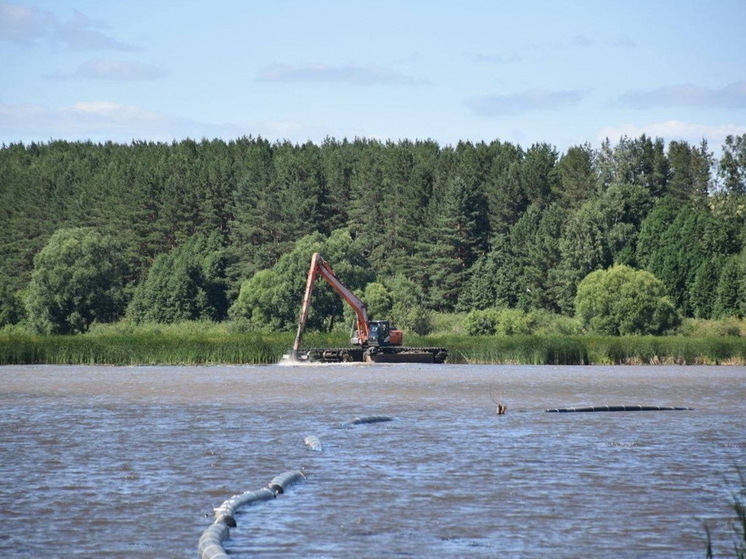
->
(293, 253, 370, 352)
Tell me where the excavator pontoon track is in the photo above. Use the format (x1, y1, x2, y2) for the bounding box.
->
(291, 346, 447, 364)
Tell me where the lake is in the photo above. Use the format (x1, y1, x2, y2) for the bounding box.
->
(1, 363, 744, 558)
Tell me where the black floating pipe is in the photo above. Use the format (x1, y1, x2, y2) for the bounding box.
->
(348, 415, 394, 425)
(268, 470, 306, 495)
(213, 487, 275, 523)
(199, 474, 304, 559)
(198, 522, 230, 559)
(546, 405, 694, 413)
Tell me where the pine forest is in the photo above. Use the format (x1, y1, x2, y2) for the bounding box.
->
(1, 134, 744, 340)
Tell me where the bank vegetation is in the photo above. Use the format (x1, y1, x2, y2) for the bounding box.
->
(1, 317, 744, 366)
(1, 135, 744, 366)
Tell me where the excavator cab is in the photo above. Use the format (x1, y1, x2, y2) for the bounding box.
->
(367, 320, 403, 347)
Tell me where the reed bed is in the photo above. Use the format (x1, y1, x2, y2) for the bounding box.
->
(1, 331, 743, 366)
(0, 332, 292, 365)
(410, 335, 746, 366)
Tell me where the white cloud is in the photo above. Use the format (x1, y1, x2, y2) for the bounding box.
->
(62, 101, 168, 123)
(619, 82, 746, 110)
(467, 52, 522, 64)
(597, 120, 746, 148)
(466, 89, 586, 116)
(257, 63, 427, 86)
(0, 101, 354, 145)
(54, 9, 140, 51)
(0, 2, 139, 50)
(0, 101, 189, 142)
(0, 2, 51, 42)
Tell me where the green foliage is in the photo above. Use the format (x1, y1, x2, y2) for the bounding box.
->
(230, 229, 372, 332)
(666, 140, 712, 201)
(713, 254, 745, 318)
(464, 307, 583, 337)
(575, 264, 679, 335)
(528, 309, 583, 336)
(637, 200, 743, 316)
(678, 317, 743, 338)
(464, 308, 500, 335)
(127, 235, 229, 323)
(363, 282, 393, 319)
(555, 143, 596, 208)
(2, 318, 744, 365)
(24, 227, 130, 334)
(0, 328, 291, 365)
(596, 135, 668, 196)
(718, 134, 746, 195)
(689, 257, 726, 319)
(385, 275, 433, 335)
(0, 278, 25, 327)
(1, 136, 744, 335)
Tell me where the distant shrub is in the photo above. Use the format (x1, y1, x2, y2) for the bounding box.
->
(493, 308, 535, 335)
(678, 317, 743, 337)
(464, 309, 500, 335)
(430, 312, 468, 336)
(465, 308, 583, 337)
(575, 264, 680, 335)
(529, 309, 583, 336)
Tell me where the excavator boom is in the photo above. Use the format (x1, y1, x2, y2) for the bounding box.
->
(293, 253, 369, 352)
(289, 252, 447, 364)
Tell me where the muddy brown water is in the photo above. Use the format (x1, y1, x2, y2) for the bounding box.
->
(1, 363, 744, 558)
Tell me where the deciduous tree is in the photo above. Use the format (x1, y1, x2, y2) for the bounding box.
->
(575, 264, 679, 335)
(24, 228, 130, 334)
(127, 234, 229, 323)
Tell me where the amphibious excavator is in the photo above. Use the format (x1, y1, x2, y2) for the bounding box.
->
(288, 253, 447, 363)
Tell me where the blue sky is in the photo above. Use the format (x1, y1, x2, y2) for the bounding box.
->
(1, 0, 745, 153)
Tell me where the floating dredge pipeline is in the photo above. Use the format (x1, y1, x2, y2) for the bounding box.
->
(546, 405, 694, 413)
(198, 415, 396, 557)
(199, 470, 305, 559)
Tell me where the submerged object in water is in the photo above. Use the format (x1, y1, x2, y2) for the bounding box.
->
(304, 435, 323, 451)
(545, 405, 694, 413)
(347, 415, 394, 425)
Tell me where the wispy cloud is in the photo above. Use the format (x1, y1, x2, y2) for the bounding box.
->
(0, 2, 139, 51)
(50, 59, 167, 80)
(619, 81, 746, 110)
(0, 2, 51, 43)
(0, 101, 347, 145)
(0, 101, 185, 141)
(612, 35, 636, 48)
(466, 89, 586, 116)
(568, 33, 635, 49)
(53, 9, 140, 51)
(572, 34, 594, 47)
(467, 52, 522, 64)
(257, 63, 426, 86)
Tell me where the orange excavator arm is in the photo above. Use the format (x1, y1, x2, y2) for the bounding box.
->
(293, 253, 370, 352)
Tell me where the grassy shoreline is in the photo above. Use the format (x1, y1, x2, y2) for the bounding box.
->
(1, 330, 744, 366)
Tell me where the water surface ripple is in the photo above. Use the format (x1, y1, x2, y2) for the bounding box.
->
(1, 364, 744, 558)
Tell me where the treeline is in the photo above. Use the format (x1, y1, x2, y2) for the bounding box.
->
(0, 134, 744, 334)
